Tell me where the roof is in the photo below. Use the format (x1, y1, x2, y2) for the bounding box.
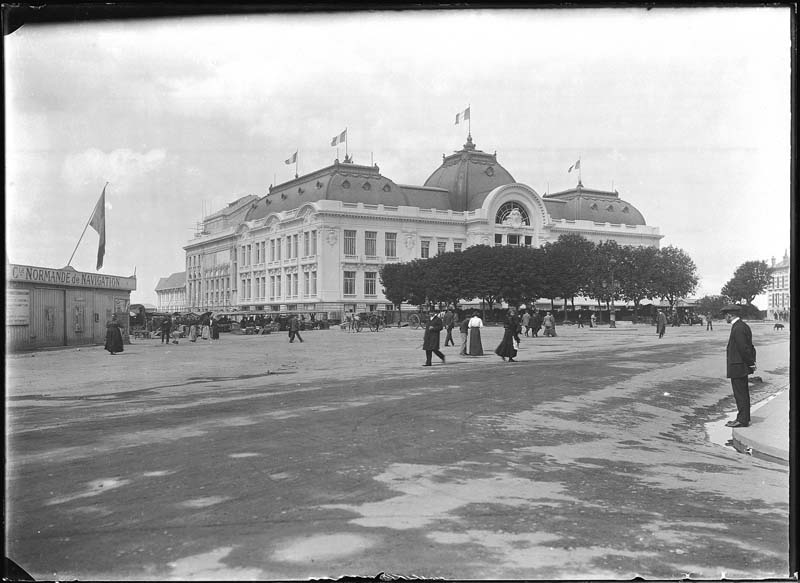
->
(543, 184, 647, 225)
(155, 271, 186, 291)
(204, 194, 259, 221)
(423, 135, 516, 211)
(246, 160, 423, 220)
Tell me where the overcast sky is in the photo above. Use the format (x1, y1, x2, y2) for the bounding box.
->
(5, 7, 792, 306)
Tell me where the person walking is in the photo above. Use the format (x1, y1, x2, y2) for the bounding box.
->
(458, 314, 470, 355)
(189, 323, 198, 342)
(160, 316, 172, 345)
(210, 317, 220, 342)
(510, 307, 522, 349)
(443, 307, 456, 347)
(521, 310, 531, 337)
(289, 315, 304, 343)
(722, 304, 756, 428)
(576, 311, 584, 328)
(706, 312, 713, 331)
(104, 315, 124, 355)
(590, 312, 596, 328)
(422, 311, 445, 366)
(531, 310, 541, 337)
(542, 312, 556, 337)
(466, 311, 484, 356)
(494, 308, 518, 362)
(657, 310, 667, 339)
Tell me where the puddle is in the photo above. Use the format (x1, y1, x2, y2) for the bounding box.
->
(271, 533, 376, 562)
(178, 496, 230, 508)
(46, 477, 130, 505)
(166, 546, 263, 579)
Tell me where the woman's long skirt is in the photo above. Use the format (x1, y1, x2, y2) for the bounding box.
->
(494, 329, 517, 359)
(201, 325, 210, 340)
(467, 328, 483, 356)
(189, 325, 198, 342)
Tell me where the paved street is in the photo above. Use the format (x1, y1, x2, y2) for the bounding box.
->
(5, 322, 790, 580)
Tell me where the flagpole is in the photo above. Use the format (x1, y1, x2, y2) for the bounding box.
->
(578, 154, 582, 185)
(468, 104, 471, 136)
(67, 182, 108, 267)
(345, 127, 348, 158)
(295, 149, 299, 178)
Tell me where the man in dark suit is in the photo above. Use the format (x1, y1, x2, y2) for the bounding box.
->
(722, 304, 756, 428)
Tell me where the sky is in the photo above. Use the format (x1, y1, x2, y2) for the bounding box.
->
(4, 7, 793, 307)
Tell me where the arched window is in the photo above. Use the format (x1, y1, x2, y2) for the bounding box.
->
(495, 202, 530, 226)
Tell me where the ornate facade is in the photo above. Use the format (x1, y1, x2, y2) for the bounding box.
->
(182, 136, 662, 316)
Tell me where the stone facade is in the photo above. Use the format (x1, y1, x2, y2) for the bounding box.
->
(767, 251, 790, 321)
(181, 137, 662, 316)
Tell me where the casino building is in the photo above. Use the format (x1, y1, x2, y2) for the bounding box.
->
(183, 136, 662, 317)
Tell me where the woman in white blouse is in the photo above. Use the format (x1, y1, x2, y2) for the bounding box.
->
(467, 312, 484, 356)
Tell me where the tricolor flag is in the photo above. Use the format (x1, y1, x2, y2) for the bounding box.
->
(568, 159, 581, 173)
(455, 106, 470, 125)
(331, 129, 347, 146)
(89, 186, 106, 270)
(285, 151, 297, 165)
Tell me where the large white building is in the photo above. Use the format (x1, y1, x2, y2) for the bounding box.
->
(183, 136, 662, 317)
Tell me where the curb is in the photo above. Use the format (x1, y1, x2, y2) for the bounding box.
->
(731, 387, 789, 463)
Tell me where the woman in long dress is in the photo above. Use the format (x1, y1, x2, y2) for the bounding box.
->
(104, 315, 124, 355)
(189, 323, 198, 342)
(467, 311, 484, 356)
(210, 317, 220, 341)
(495, 308, 518, 362)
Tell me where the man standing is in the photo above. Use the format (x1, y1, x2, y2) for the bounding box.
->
(422, 311, 445, 366)
(722, 304, 756, 428)
(443, 307, 456, 347)
(160, 315, 172, 345)
(521, 310, 531, 337)
(657, 310, 667, 339)
(706, 312, 714, 331)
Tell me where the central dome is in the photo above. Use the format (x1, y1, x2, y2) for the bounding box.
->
(424, 135, 515, 211)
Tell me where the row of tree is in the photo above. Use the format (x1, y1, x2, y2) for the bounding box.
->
(379, 234, 700, 320)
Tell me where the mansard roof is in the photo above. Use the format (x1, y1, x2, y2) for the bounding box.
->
(245, 159, 451, 220)
(155, 271, 186, 291)
(543, 184, 647, 225)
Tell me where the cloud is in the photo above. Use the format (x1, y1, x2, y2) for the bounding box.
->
(61, 148, 167, 192)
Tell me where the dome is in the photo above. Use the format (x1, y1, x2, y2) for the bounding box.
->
(543, 186, 647, 225)
(423, 135, 515, 212)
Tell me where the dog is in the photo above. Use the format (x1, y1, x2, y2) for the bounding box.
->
(773, 323, 785, 331)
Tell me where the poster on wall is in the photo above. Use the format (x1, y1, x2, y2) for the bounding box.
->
(6, 289, 30, 325)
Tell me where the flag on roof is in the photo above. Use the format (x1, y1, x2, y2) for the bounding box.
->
(568, 159, 581, 173)
(285, 152, 297, 165)
(331, 129, 347, 146)
(455, 106, 470, 125)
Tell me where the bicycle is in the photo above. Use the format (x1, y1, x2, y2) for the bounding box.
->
(407, 310, 430, 330)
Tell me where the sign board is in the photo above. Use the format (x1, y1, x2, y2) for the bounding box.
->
(6, 289, 30, 325)
(7, 264, 137, 291)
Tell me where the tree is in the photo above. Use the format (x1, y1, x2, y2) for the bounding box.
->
(651, 245, 699, 310)
(721, 260, 771, 306)
(461, 245, 507, 318)
(617, 244, 659, 322)
(380, 262, 416, 325)
(695, 295, 732, 317)
(542, 234, 596, 316)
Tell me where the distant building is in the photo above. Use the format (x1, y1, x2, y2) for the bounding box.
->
(767, 250, 790, 321)
(155, 271, 186, 313)
(182, 135, 662, 317)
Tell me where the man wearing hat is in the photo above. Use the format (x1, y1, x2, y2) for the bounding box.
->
(721, 304, 756, 428)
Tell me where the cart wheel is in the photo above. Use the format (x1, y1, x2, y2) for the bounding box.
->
(409, 313, 421, 329)
(356, 319, 364, 332)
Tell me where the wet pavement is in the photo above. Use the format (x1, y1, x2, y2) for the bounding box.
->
(4, 322, 791, 580)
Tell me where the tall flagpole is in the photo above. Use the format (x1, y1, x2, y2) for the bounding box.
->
(345, 127, 348, 158)
(295, 149, 299, 178)
(468, 104, 471, 136)
(67, 182, 108, 267)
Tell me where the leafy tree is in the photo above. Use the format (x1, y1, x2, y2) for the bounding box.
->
(617, 244, 659, 322)
(651, 245, 698, 310)
(427, 251, 468, 308)
(695, 295, 732, 318)
(542, 234, 596, 316)
(461, 245, 507, 318)
(721, 260, 771, 306)
(584, 240, 624, 320)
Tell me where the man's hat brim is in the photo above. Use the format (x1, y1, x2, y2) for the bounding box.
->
(721, 304, 742, 313)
